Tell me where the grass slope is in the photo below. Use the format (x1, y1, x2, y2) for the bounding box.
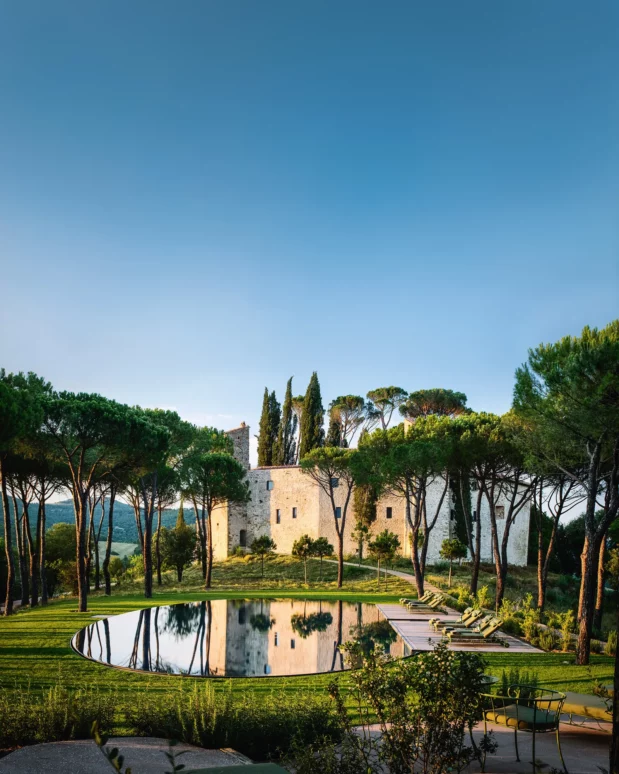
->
(0, 558, 613, 740)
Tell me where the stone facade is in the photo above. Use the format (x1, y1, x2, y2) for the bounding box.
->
(216, 424, 531, 567)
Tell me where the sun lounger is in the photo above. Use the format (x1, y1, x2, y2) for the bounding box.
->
(429, 606, 474, 628)
(562, 691, 612, 727)
(438, 611, 491, 635)
(406, 594, 444, 612)
(445, 616, 505, 644)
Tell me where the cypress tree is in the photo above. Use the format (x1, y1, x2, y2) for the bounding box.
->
(326, 414, 343, 447)
(176, 498, 186, 529)
(257, 388, 273, 466)
(298, 372, 325, 459)
(268, 390, 281, 460)
(275, 377, 297, 465)
(257, 388, 281, 466)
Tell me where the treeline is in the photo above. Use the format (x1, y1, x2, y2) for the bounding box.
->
(0, 377, 250, 614)
(294, 321, 619, 667)
(257, 376, 413, 466)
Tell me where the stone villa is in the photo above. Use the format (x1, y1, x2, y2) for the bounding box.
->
(211, 423, 530, 567)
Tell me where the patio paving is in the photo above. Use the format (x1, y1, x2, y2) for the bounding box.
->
(376, 603, 541, 653)
(0, 737, 252, 773)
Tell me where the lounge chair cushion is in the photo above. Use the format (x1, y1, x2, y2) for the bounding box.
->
(562, 692, 611, 721)
(484, 704, 559, 731)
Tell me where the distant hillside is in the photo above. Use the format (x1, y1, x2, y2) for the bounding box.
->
(0, 499, 180, 544)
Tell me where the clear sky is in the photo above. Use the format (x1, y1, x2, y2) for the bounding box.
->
(1, 1, 617, 464)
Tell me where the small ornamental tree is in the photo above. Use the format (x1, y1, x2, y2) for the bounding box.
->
(439, 538, 468, 587)
(159, 506, 196, 582)
(292, 534, 315, 584)
(300, 447, 359, 587)
(312, 536, 334, 580)
(250, 535, 277, 577)
(368, 529, 400, 586)
(180, 431, 250, 588)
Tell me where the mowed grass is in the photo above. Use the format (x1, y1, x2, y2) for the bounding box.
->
(0, 556, 613, 736)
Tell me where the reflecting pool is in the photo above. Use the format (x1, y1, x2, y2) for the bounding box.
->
(71, 598, 409, 677)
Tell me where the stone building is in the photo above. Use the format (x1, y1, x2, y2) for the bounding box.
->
(211, 424, 530, 567)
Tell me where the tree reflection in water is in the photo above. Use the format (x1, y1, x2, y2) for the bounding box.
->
(290, 611, 333, 638)
(72, 599, 403, 678)
(346, 620, 398, 668)
(163, 603, 201, 638)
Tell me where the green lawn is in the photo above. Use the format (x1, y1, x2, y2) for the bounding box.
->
(0, 557, 614, 742)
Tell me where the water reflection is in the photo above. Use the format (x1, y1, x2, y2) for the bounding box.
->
(72, 599, 408, 678)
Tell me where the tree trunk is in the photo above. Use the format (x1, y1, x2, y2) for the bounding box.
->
(470, 488, 483, 595)
(156, 505, 163, 586)
(103, 486, 115, 596)
(448, 559, 453, 588)
(304, 558, 308, 584)
(577, 532, 602, 665)
(205, 507, 213, 589)
(39, 499, 48, 605)
(593, 533, 607, 633)
(13, 493, 29, 607)
(177, 566, 183, 582)
(85, 504, 95, 590)
(1, 461, 15, 615)
(536, 504, 545, 609)
(539, 514, 561, 612)
(23, 501, 38, 607)
(337, 532, 344, 588)
(376, 559, 380, 585)
(610, 602, 619, 774)
(75, 491, 89, 613)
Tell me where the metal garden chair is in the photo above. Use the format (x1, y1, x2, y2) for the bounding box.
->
(479, 684, 567, 773)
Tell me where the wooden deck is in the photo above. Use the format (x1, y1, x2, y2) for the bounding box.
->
(377, 604, 542, 654)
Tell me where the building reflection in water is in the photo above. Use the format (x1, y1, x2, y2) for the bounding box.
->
(72, 598, 408, 678)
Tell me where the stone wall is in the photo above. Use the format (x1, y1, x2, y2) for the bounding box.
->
(215, 423, 530, 567)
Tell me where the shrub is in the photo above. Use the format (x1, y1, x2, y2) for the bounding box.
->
(590, 639, 603, 654)
(500, 667, 539, 698)
(475, 585, 491, 611)
(286, 642, 497, 774)
(0, 680, 117, 749)
(538, 629, 557, 652)
(605, 630, 617, 657)
(500, 618, 522, 637)
(522, 608, 541, 644)
(124, 682, 341, 761)
(454, 585, 473, 606)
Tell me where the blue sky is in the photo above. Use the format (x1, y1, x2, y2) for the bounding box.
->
(1, 1, 617, 463)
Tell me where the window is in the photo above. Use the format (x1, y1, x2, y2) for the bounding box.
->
(495, 505, 505, 520)
(331, 477, 339, 488)
(266, 480, 274, 491)
(274, 633, 279, 646)
(450, 509, 456, 521)
(290, 639, 295, 649)
(472, 510, 477, 522)
(276, 509, 281, 524)
(386, 507, 393, 519)
(239, 529, 247, 547)
(264, 664, 271, 675)
(238, 607, 246, 625)
(335, 507, 342, 519)
(292, 507, 297, 519)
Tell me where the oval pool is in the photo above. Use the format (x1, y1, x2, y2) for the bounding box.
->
(71, 598, 409, 678)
